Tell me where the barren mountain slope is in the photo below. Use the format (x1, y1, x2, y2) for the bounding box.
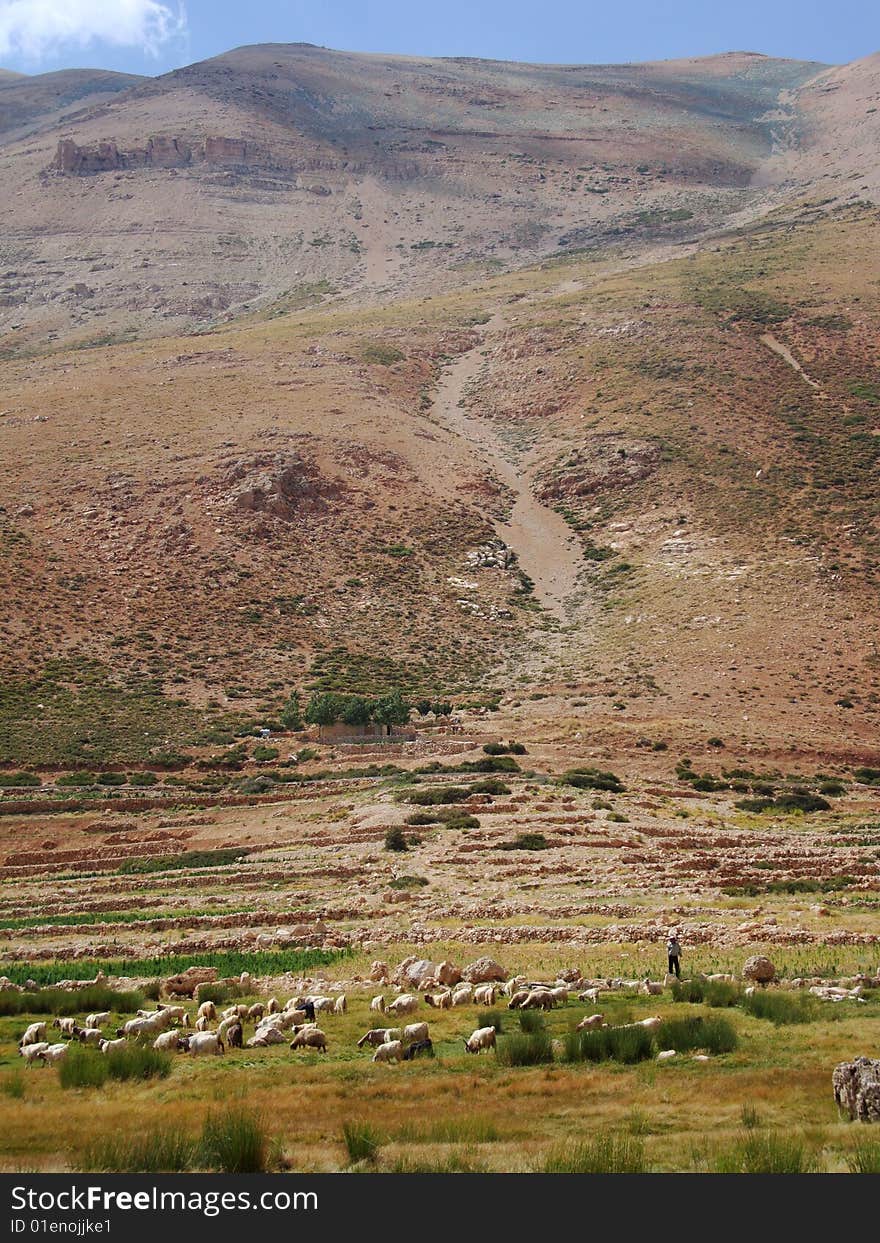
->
(0, 45, 826, 350)
(1, 192, 879, 765)
(0, 68, 144, 141)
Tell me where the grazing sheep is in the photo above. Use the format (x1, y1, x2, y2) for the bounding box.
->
(386, 994, 418, 1016)
(158, 1005, 187, 1023)
(99, 1038, 128, 1054)
(86, 1012, 110, 1029)
(403, 1022, 429, 1045)
(639, 1016, 662, 1032)
(19, 1042, 49, 1065)
(576, 1013, 606, 1032)
(503, 976, 527, 997)
(578, 987, 601, 1005)
(464, 1026, 497, 1054)
(221, 1004, 249, 1022)
(246, 1027, 286, 1048)
(267, 997, 280, 1014)
(371, 1039, 404, 1063)
(424, 990, 452, 1010)
(41, 1043, 69, 1065)
(357, 1028, 399, 1049)
(20, 1022, 48, 1047)
(402, 1039, 434, 1060)
(52, 1018, 78, 1038)
(549, 987, 569, 1006)
(226, 1022, 243, 1049)
(451, 985, 473, 1007)
(247, 1003, 265, 1023)
(290, 1028, 327, 1053)
(286, 998, 316, 1022)
(473, 985, 497, 1006)
(153, 1030, 184, 1052)
(185, 1032, 225, 1056)
(197, 1001, 217, 1022)
(334, 995, 347, 1016)
(78, 1027, 104, 1046)
(507, 990, 530, 1010)
(640, 979, 664, 996)
(309, 996, 334, 1015)
(370, 995, 386, 1014)
(119, 1016, 163, 1039)
(195, 1015, 211, 1032)
(517, 989, 554, 1011)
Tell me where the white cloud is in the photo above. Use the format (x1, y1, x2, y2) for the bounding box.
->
(0, 0, 187, 62)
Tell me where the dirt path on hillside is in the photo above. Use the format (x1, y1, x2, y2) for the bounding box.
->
(760, 332, 822, 389)
(430, 318, 585, 624)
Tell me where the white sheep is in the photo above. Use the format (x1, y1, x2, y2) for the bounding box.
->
(119, 1016, 163, 1038)
(403, 1022, 429, 1044)
(356, 1027, 401, 1048)
(19, 1042, 49, 1064)
(42, 1043, 69, 1065)
(86, 1011, 111, 1029)
(473, 984, 497, 1006)
(464, 1026, 497, 1053)
(247, 1003, 265, 1022)
(371, 1039, 403, 1063)
(195, 1015, 211, 1032)
(99, 1038, 128, 1054)
(308, 996, 335, 1014)
(267, 997, 280, 1014)
(386, 994, 418, 1016)
(20, 1022, 48, 1047)
(657, 1049, 676, 1062)
(451, 984, 473, 1006)
(576, 1013, 606, 1031)
(290, 1027, 327, 1053)
(186, 1032, 224, 1056)
(334, 995, 347, 1015)
(78, 1027, 104, 1045)
(640, 979, 664, 996)
(153, 1030, 184, 1052)
(370, 995, 386, 1014)
(197, 1001, 217, 1022)
(52, 1018, 78, 1037)
(549, 986, 569, 1006)
(578, 987, 601, 1005)
(424, 990, 452, 1009)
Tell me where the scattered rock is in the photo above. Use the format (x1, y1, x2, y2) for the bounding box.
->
(742, 955, 775, 984)
(833, 1057, 880, 1122)
(461, 956, 507, 984)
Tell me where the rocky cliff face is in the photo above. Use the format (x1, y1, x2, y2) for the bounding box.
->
(50, 135, 274, 175)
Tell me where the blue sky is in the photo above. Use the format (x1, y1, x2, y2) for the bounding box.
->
(1, 0, 878, 77)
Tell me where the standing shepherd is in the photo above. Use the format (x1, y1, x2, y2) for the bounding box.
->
(666, 930, 682, 979)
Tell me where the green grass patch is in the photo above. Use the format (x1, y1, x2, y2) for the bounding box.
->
(563, 1024, 654, 1064)
(495, 1031, 554, 1066)
(740, 989, 818, 1025)
(542, 1134, 647, 1173)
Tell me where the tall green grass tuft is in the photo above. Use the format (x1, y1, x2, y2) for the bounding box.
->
(391, 1118, 501, 1144)
(495, 1031, 554, 1066)
(709, 1132, 821, 1173)
(387, 1147, 488, 1173)
(106, 1045, 171, 1081)
(59, 1046, 108, 1090)
(75, 1130, 196, 1173)
(847, 1138, 880, 1174)
(564, 1024, 654, 1064)
(0, 985, 143, 1017)
(671, 977, 741, 1007)
(1, 1070, 25, 1099)
(477, 1010, 503, 1034)
(741, 989, 818, 1025)
(517, 1010, 546, 1034)
(542, 1134, 647, 1173)
(199, 1106, 268, 1173)
(342, 1121, 381, 1165)
(655, 1015, 738, 1054)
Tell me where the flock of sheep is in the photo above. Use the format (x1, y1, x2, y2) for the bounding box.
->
(15, 971, 665, 1069)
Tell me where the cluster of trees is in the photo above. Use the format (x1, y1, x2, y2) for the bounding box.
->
(280, 688, 411, 730)
(278, 688, 456, 732)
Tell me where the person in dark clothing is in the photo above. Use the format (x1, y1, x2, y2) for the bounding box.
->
(666, 931, 682, 979)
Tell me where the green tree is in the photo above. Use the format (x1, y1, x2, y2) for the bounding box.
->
(279, 690, 303, 730)
(341, 695, 372, 727)
(373, 688, 411, 729)
(305, 692, 342, 727)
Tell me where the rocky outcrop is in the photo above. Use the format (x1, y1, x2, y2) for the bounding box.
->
(163, 966, 218, 997)
(50, 135, 274, 177)
(833, 1058, 880, 1122)
(225, 453, 344, 519)
(461, 956, 507, 983)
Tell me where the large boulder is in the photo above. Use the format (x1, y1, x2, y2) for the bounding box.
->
(742, 955, 775, 984)
(833, 1057, 880, 1122)
(164, 966, 218, 998)
(461, 956, 507, 984)
(369, 960, 389, 983)
(437, 960, 462, 987)
(392, 956, 437, 988)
